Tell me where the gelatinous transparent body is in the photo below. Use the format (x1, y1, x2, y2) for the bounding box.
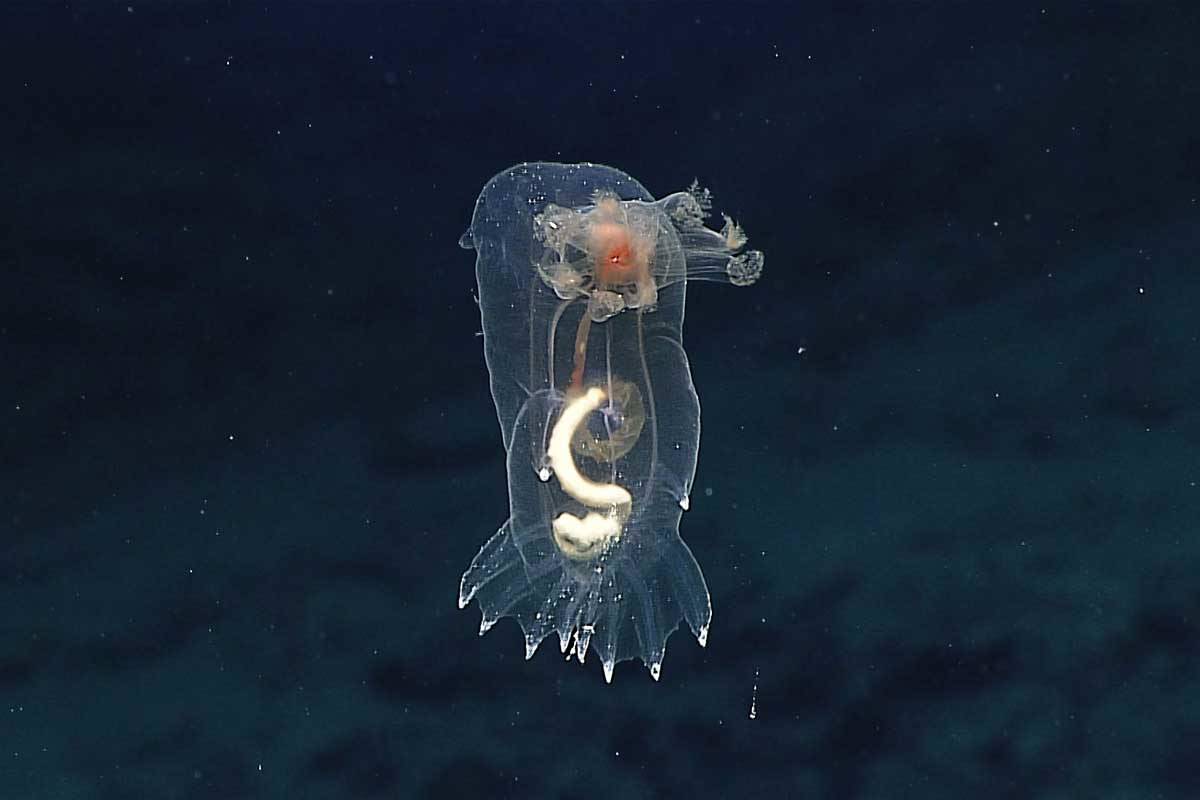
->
(457, 162, 763, 681)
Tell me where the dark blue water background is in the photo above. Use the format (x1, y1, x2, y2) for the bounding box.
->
(3, 2, 1198, 797)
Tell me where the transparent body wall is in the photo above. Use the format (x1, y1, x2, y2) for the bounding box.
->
(458, 162, 763, 682)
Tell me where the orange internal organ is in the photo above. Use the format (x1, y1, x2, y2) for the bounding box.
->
(588, 198, 649, 285)
(591, 221, 645, 284)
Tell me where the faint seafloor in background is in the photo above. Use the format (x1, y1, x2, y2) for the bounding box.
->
(2, 3, 1199, 798)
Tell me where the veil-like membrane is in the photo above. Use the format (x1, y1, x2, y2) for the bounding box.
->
(457, 162, 762, 681)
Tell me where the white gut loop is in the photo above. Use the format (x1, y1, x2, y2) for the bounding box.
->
(545, 386, 632, 560)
